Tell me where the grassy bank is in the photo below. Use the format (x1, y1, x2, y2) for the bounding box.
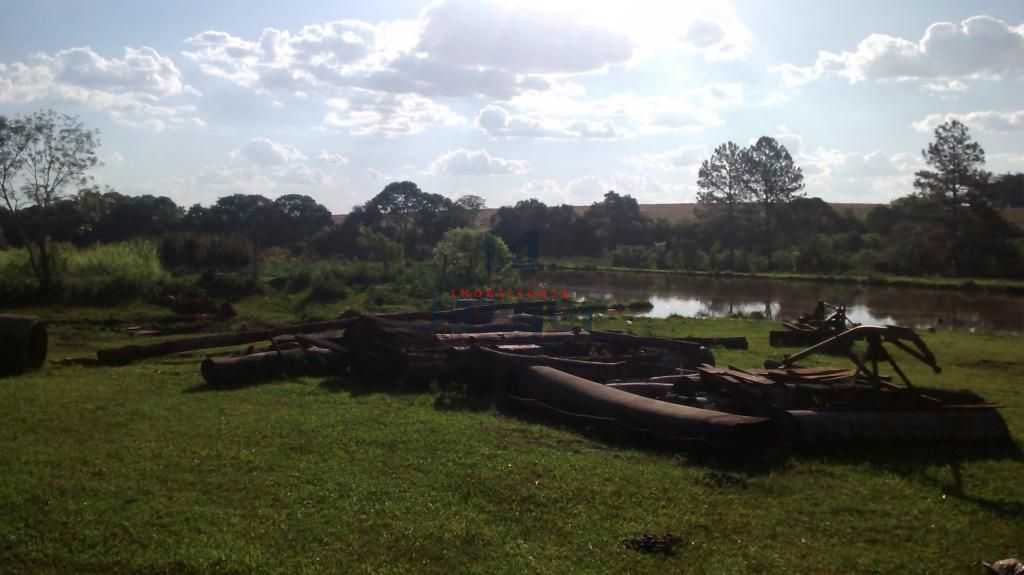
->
(0, 303, 1021, 573)
(541, 259, 1024, 295)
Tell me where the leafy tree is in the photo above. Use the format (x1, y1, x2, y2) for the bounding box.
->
(269, 194, 332, 246)
(182, 193, 330, 248)
(210, 194, 275, 237)
(363, 181, 463, 256)
(988, 172, 1024, 208)
(367, 181, 427, 252)
(743, 136, 804, 269)
(432, 227, 513, 287)
(0, 115, 33, 213)
(581, 191, 648, 254)
(913, 119, 990, 276)
(491, 198, 580, 259)
(93, 191, 183, 242)
(0, 110, 100, 294)
(697, 141, 749, 268)
(455, 194, 486, 223)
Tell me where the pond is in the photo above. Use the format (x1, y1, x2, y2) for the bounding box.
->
(525, 269, 1024, 333)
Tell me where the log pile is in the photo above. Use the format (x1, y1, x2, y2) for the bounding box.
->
(83, 301, 1009, 448)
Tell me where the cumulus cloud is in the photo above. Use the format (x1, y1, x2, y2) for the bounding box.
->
(232, 138, 306, 165)
(515, 179, 570, 203)
(317, 150, 350, 164)
(516, 173, 694, 205)
(276, 163, 341, 186)
(677, 17, 750, 61)
(798, 148, 922, 202)
(476, 104, 625, 140)
(183, 0, 636, 103)
(479, 83, 731, 140)
(322, 91, 463, 137)
(182, 1, 753, 137)
(153, 141, 346, 208)
(624, 145, 707, 171)
(428, 148, 530, 176)
(913, 109, 1024, 133)
(0, 46, 201, 129)
(773, 15, 1024, 87)
(416, 0, 632, 74)
(921, 79, 969, 93)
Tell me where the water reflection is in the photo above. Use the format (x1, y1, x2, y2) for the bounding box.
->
(528, 270, 1024, 333)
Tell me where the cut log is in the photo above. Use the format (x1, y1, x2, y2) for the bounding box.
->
(782, 408, 1011, 445)
(471, 345, 633, 382)
(0, 315, 48, 375)
(511, 366, 776, 448)
(605, 382, 676, 398)
(200, 347, 345, 386)
(97, 317, 359, 364)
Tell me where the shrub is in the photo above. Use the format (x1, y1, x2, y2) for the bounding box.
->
(356, 230, 403, 265)
(1, 240, 170, 305)
(158, 233, 254, 270)
(433, 228, 515, 287)
(305, 265, 352, 302)
(197, 269, 261, 297)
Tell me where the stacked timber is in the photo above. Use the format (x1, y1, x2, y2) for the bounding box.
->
(342, 317, 450, 384)
(588, 330, 715, 369)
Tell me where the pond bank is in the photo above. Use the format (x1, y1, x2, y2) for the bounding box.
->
(539, 261, 1024, 296)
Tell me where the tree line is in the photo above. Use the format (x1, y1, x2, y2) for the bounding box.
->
(2, 109, 1023, 296)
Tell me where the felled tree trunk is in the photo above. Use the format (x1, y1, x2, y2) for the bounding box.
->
(0, 315, 48, 376)
(200, 347, 345, 386)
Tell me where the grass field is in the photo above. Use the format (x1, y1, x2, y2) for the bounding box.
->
(1, 301, 1022, 574)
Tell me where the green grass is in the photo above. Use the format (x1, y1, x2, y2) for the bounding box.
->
(0, 241, 169, 305)
(0, 304, 1022, 573)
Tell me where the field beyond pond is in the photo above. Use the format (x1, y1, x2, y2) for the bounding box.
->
(1, 302, 1022, 574)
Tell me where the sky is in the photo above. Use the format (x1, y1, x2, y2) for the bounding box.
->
(1, 0, 1022, 214)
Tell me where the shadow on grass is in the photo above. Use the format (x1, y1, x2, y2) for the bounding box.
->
(800, 442, 1024, 519)
(184, 378, 281, 393)
(183, 367, 1024, 518)
(433, 385, 496, 412)
(318, 375, 425, 398)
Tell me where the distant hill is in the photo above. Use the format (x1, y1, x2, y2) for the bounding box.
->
(332, 203, 1024, 228)
(471, 202, 881, 228)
